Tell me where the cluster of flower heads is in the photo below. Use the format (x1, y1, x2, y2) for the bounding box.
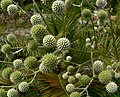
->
(0, 0, 18, 15)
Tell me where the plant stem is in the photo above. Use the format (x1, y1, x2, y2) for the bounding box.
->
(0, 86, 14, 88)
(91, 51, 95, 77)
(58, 74, 69, 97)
(0, 61, 12, 64)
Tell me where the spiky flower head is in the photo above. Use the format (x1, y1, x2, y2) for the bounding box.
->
(7, 4, 18, 15)
(106, 82, 117, 93)
(24, 56, 37, 69)
(97, 10, 107, 20)
(66, 56, 72, 61)
(7, 88, 18, 97)
(39, 63, 49, 73)
(10, 71, 23, 83)
(30, 14, 42, 25)
(7, 34, 16, 42)
(1, 44, 11, 54)
(30, 24, 48, 43)
(0, 88, 7, 97)
(79, 75, 91, 86)
(98, 70, 112, 84)
(62, 73, 69, 79)
(66, 84, 75, 93)
(115, 62, 120, 68)
(115, 73, 120, 79)
(85, 43, 91, 48)
(18, 82, 29, 92)
(70, 91, 81, 97)
(13, 59, 22, 69)
(1, 0, 12, 10)
(68, 76, 75, 83)
(97, 20, 106, 26)
(52, 0, 65, 14)
(27, 40, 38, 51)
(86, 38, 91, 43)
(81, 9, 92, 19)
(43, 35, 56, 47)
(75, 73, 81, 79)
(65, 0, 74, 8)
(2, 67, 13, 79)
(41, 53, 58, 71)
(67, 65, 75, 72)
(57, 38, 70, 51)
(93, 60, 104, 72)
(96, 0, 104, 7)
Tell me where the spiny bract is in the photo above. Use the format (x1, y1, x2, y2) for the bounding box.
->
(7, 88, 18, 97)
(41, 53, 58, 71)
(30, 14, 42, 25)
(97, 10, 107, 20)
(2, 67, 13, 79)
(93, 60, 104, 72)
(13, 59, 22, 69)
(57, 38, 70, 51)
(43, 35, 56, 47)
(1, 44, 11, 54)
(1, 0, 12, 10)
(81, 9, 92, 18)
(24, 56, 37, 69)
(66, 83, 75, 93)
(52, 0, 65, 14)
(79, 75, 91, 86)
(7, 4, 18, 15)
(30, 24, 48, 43)
(98, 70, 112, 84)
(10, 71, 23, 83)
(0, 88, 7, 97)
(18, 82, 29, 92)
(106, 82, 118, 93)
(7, 33, 16, 42)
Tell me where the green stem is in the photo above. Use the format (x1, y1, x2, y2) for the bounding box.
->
(58, 74, 69, 97)
(0, 61, 12, 64)
(32, 0, 52, 34)
(91, 51, 95, 77)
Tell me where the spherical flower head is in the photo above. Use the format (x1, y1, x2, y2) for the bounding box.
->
(66, 84, 75, 93)
(98, 70, 112, 84)
(62, 73, 68, 79)
(52, 0, 65, 15)
(68, 76, 75, 83)
(97, 20, 106, 26)
(79, 75, 91, 86)
(1, 44, 11, 54)
(18, 82, 29, 92)
(81, 9, 92, 19)
(30, 14, 42, 25)
(10, 71, 23, 83)
(65, 0, 74, 8)
(93, 60, 104, 72)
(70, 91, 81, 97)
(7, 4, 18, 15)
(43, 35, 56, 47)
(66, 56, 72, 61)
(7, 34, 16, 42)
(85, 42, 91, 48)
(96, 0, 107, 8)
(86, 38, 91, 43)
(0, 88, 7, 97)
(41, 53, 58, 70)
(13, 59, 22, 69)
(24, 56, 37, 69)
(30, 24, 48, 43)
(75, 73, 81, 79)
(2, 67, 13, 79)
(67, 65, 74, 72)
(115, 73, 120, 79)
(115, 62, 120, 68)
(7, 88, 18, 97)
(27, 40, 38, 51)
(57, 38, 70, 51)
(1, 0, 12, 10)
(97, 10, 107, 20)
(39, 63, 50, 73)
(106, 82, 117, 93)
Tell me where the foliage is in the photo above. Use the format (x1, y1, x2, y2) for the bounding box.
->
(0, 0, 120, 97)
